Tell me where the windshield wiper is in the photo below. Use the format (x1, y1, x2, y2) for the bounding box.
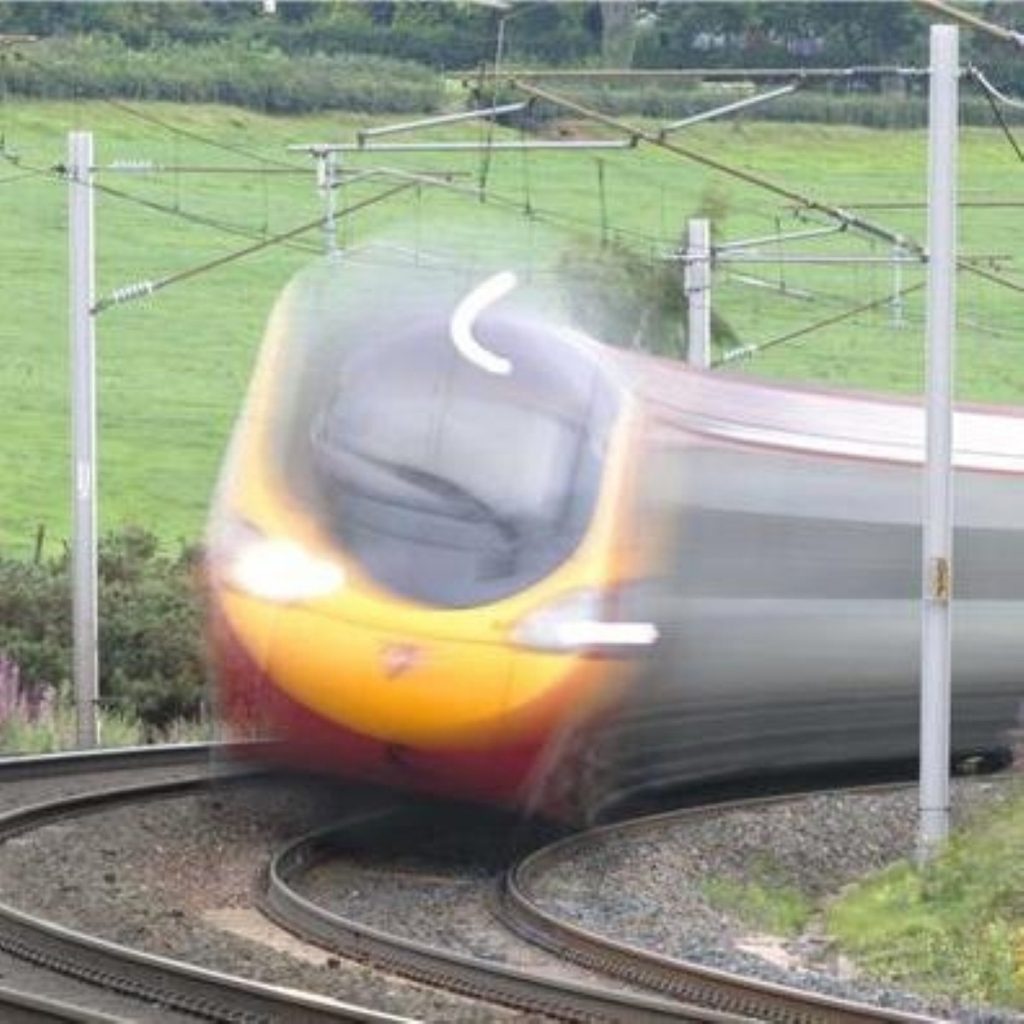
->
(312, 430, 520, 543)
(373, 460, 521, 544)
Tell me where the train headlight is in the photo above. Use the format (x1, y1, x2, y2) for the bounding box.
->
(217, 521, 344, 604)
(511, 587, 659, 654)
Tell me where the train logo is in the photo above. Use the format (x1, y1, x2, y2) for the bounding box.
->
(380, 643, 423, 679)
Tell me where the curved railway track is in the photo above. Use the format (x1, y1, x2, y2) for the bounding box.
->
(262, 778, 976, 1024)
(1, 747, 1006, 1022)
(0, 745, 407, 1024)
(262, 809, 723, 1022)
(496, 792, 945, 1024)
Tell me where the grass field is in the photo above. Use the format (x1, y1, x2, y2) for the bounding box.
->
(2, 97, 1024, 557)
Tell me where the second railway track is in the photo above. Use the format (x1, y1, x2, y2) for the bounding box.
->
(0, 746, 407, 1023)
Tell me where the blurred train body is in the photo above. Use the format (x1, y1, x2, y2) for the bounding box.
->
(206, 256, 1022, 819)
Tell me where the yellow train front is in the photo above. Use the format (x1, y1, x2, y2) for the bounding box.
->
(206, 258, 654, 816)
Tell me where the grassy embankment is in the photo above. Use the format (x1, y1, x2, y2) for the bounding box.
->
(2, 98, 1024, 557)
(829, 787, 1024, 1011)
(699, 786, 1024, 1012)
(0, 702, 206, 754)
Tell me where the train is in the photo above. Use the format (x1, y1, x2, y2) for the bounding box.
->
(206, 250, 1023, 820)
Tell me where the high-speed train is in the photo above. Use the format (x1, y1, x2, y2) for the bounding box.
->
(206, 252, 1023, 819)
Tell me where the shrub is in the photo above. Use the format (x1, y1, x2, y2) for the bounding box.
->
(0, 526, 206, 740)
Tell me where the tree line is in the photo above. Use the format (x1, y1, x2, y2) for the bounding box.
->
(1, 3, 1021, 78)
(0, 4, 1021, 122)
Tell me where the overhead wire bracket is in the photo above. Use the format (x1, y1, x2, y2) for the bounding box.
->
(658, 82, 802, 140)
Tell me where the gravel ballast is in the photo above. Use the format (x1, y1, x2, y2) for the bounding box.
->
(0, 776, 525, 1022)
(0, 766, 1020, 1022)
(529, 776, 1023, 1023)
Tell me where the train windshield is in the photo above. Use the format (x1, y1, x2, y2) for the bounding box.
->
(277, 304, 620, 608)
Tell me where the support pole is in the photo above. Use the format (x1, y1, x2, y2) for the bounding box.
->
(918, 24, 958, 864)
(686, 218, 711, 368)
(891, 243, 906, 328)
(68, 130, 99, 749)
(316, 150, 338, 258)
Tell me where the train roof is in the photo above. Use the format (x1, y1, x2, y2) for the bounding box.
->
(614, 350, 1024, 474)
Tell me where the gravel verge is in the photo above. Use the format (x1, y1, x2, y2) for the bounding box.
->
(528, 775, 1023, 1024)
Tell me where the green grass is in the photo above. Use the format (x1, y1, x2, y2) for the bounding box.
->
(1, 704, 156, 753)
(3, 97, 1024, 556)
(702, 874, 812, 936)
(0, 703, 208, 753)
(828, 785, 1024, 1010)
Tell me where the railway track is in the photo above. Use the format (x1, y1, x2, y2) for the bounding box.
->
(261, 807, 734, 1023)
(0, 984, 124, 1023)
(0, 747, 1000, 1022)
(0, 745, 408, 1023)
(263, 778, 972, 1024)
(496, 794, 943, 1024)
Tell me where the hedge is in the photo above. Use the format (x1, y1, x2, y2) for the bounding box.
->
(0, 526, 207, 734)
(0, 35, 444, 115)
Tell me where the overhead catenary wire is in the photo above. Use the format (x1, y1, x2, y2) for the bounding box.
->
(914, 0, 1024, 49)
(10, 138, 674, 267)
(0, 168, 38, 186)
(789, 199, 1024, 210)
(969, 66, 1024, 112)
(99, 163, 312, 175)
(365, 164, 669, 248)
(713, 281, 927, 367)
(710, 252, 1007, 265)
(9, 44, 1023, 364)
(92, 181, 418, 314)
(723, 269, 1017, 340)
(959, 259, 1024, 295)
(5, 152, 324, 256)
(9, 46, 306, 171)
(969, 68, 1024, 163)
(509, 79, 923, 255)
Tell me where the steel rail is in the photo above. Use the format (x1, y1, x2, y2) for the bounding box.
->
(0, 748, 405, 1023)
(497, 791, 945, 1024)
(262, 813, 739, 1024)
(0, 741, 217, 781)
(0, 984, 124, 1023)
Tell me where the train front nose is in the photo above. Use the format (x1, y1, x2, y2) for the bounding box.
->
(210, 268, 635, 808)
(212, 584, 600, 805)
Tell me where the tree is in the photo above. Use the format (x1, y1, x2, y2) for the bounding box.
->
(600, 2, 638, 68)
